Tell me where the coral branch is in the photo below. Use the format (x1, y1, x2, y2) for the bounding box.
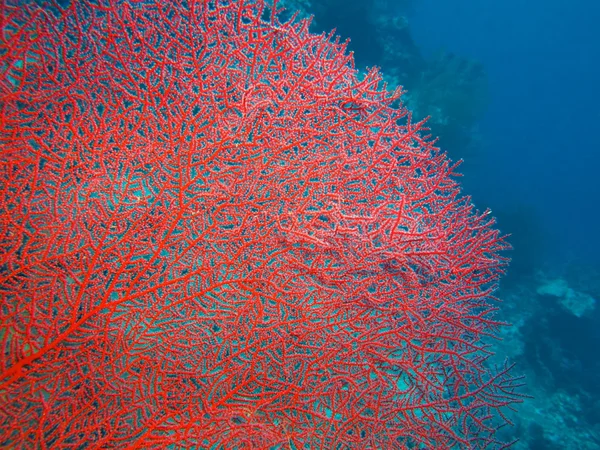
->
(0, 0, 521, 448)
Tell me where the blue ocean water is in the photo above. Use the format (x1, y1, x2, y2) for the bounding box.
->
(290, 0, 600, 447)
(409, 1, 600, 448)
(410, 0, 600, 269)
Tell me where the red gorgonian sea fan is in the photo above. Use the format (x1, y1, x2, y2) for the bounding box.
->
(0, 0, 524, 448)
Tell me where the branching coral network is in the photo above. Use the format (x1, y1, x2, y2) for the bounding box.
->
(0, 0, 524, 448)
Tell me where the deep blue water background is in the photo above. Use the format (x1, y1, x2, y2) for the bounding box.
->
(408, 1, 600, 447)
(411, 0, 600, 267)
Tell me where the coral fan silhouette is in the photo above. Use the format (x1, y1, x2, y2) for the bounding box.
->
(0, 0, 522, 447)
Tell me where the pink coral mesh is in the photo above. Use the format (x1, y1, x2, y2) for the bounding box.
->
(0, 0, 523, 448)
